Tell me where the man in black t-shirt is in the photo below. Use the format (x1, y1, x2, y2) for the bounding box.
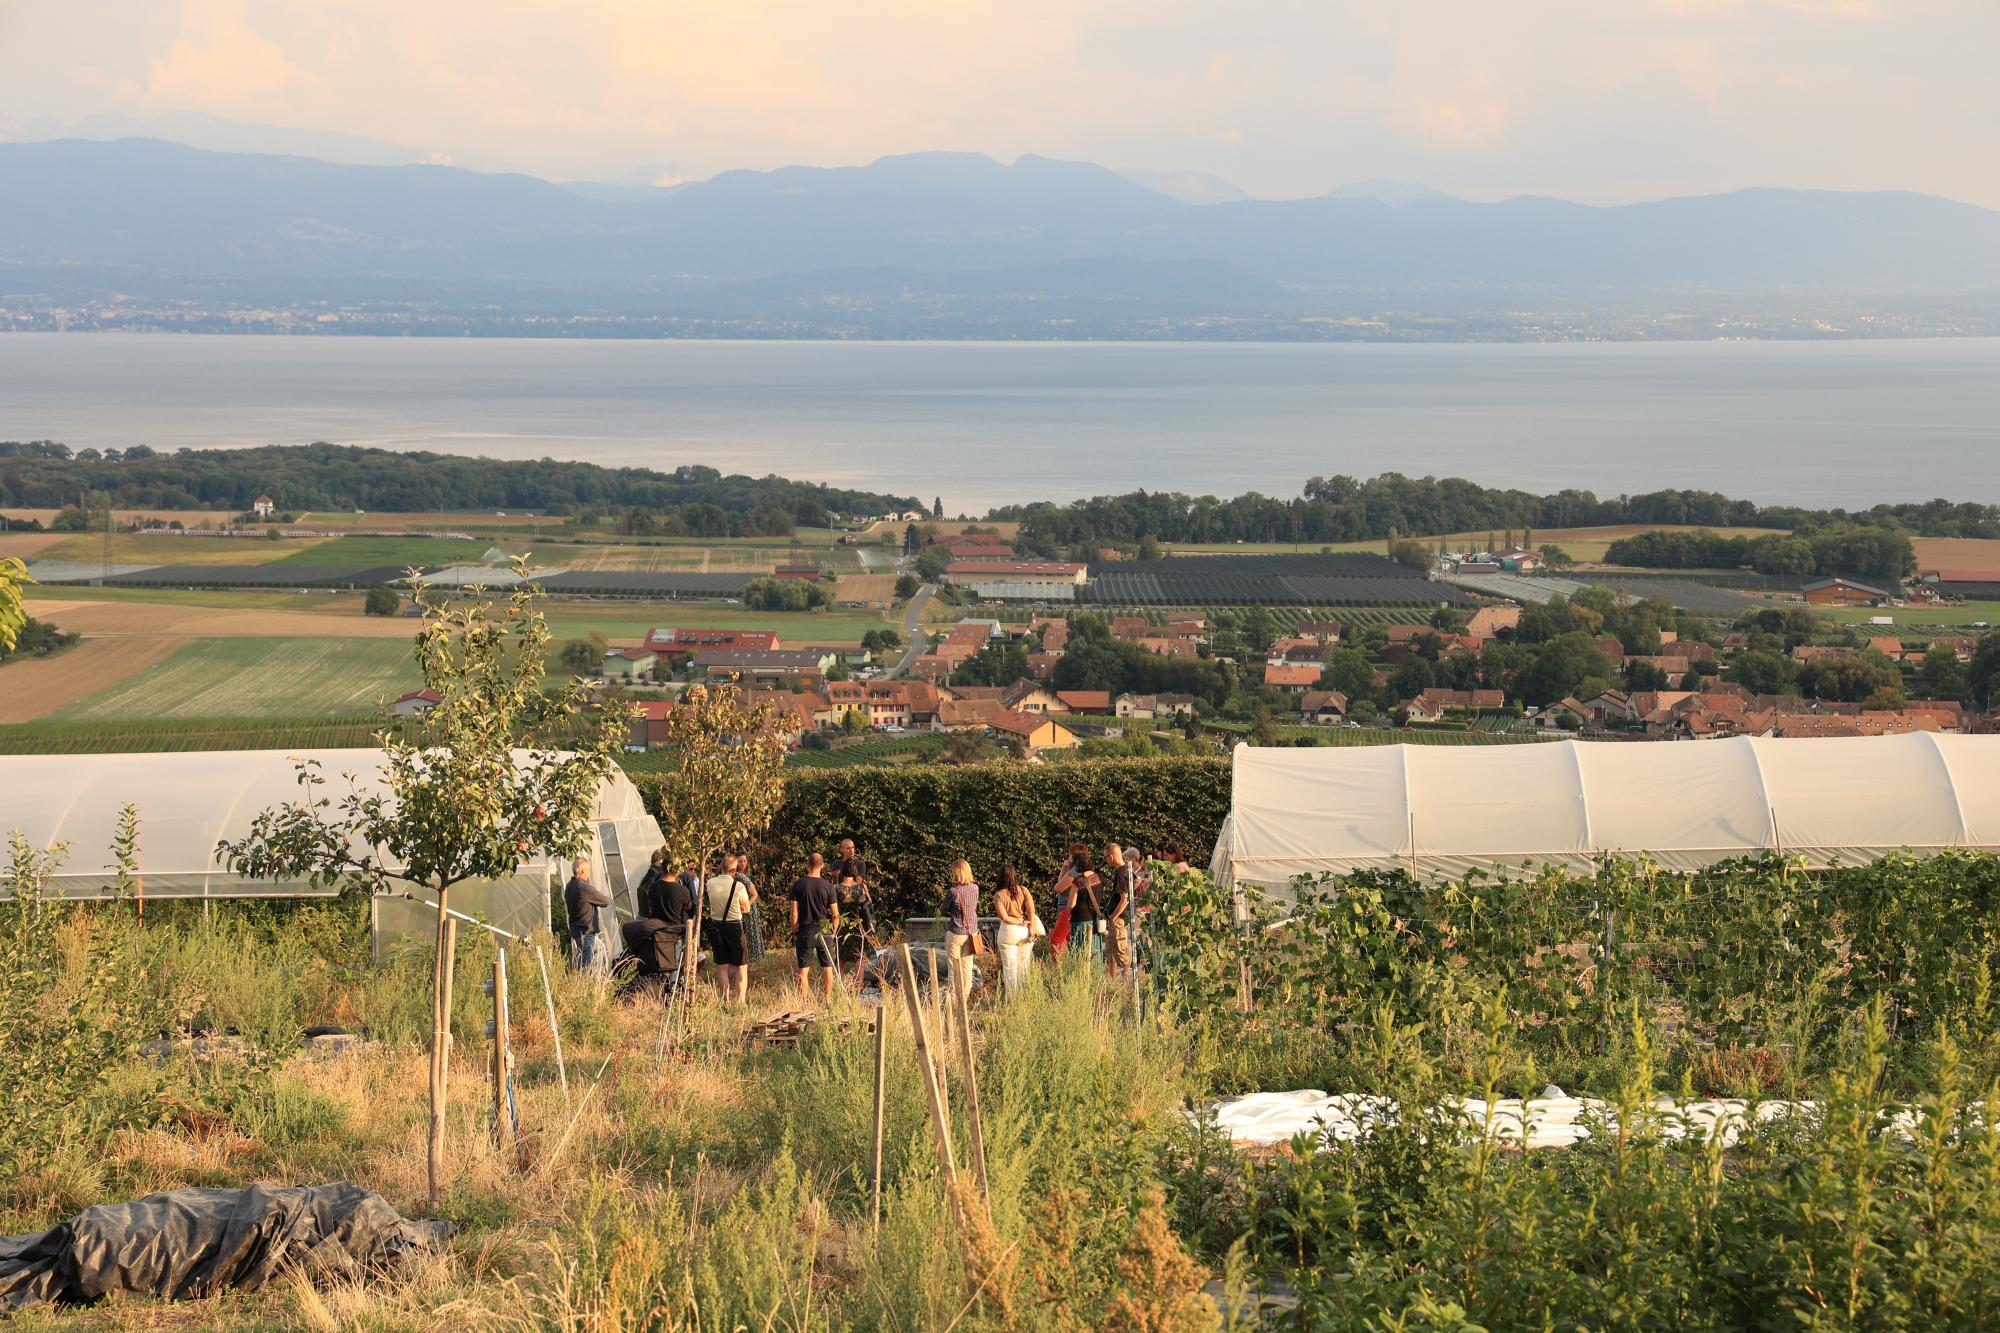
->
(833, 837, 877, 937)
(789, 852, 841, 1002)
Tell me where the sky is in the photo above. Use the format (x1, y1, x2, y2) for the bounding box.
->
(1, 0, 1995, 206)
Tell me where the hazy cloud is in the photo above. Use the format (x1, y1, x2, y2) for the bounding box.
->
(0, 0, 1992, 206)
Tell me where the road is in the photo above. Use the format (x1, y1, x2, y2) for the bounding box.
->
(884, 583, 935, 677)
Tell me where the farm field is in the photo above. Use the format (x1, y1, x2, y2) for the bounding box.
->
(295, 509, 572, 531)
(271, 535, 487, 568)
(63, 638, 424, 721)
(21, 596, 424, 639)
(0, 531, 70, 562)
(26, 532, 323, 566)
(0, 637, 185, 723)
(1818, 600, 2000, 628)
(1911, 536, 2000, 572)
(0, 506, 234, 528)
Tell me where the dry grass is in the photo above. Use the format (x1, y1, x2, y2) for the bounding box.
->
(0, 637, 185, 723)
(0, 532, 70, 561)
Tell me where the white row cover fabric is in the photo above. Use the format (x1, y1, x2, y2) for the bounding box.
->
(1210, 734, 2000, 890)
(0, 748, 665, 950)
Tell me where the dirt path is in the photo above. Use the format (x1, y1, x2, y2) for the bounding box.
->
(0, 638, 186, 723)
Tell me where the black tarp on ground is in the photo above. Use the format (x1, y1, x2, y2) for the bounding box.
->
(0, 1181, 453, 1311)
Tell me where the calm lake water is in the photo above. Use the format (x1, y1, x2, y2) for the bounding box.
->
(1, 334, 1996, 510)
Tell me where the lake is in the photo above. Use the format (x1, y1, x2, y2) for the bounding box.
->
(1, 334, 1995, 510)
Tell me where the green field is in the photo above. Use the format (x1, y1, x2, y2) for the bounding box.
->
(273, 535, 488, 568)
(1816, 601, 2000, 629)
(65, 638, 424, 721)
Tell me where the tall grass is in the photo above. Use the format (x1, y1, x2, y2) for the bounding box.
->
(4, 854, 1999, 1328)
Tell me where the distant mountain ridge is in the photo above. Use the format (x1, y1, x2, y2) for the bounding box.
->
(2, 138, 1997, 316)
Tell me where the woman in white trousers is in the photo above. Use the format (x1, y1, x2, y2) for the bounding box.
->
(991, 864, 1035, 994)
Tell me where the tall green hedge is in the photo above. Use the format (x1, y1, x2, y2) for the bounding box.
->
(632, 756, 1229, 920)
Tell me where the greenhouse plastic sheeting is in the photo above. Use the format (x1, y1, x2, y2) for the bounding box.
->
(1209, 734, 2000, 890)
(0, 1181, 451, 1311)
(0, 748, 667, 955)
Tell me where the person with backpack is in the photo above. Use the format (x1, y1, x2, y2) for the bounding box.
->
(833, 838, 878, 940)
(789, 852, 841, 1004)
(703, 851, 757, 1005)
(1055, 844, 1103, 966)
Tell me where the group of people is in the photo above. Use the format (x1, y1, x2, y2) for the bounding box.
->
(561, 836, 1194, 1005)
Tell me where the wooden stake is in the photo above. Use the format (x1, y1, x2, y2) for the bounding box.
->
(870, 1004, 888, 1234)
(492, 951, 515, 1160)
(950, 968, 989, 1202)
(427, 899, 458, 1212)
(897, 944, 961, 1221)
(926, 948, 951, 1118)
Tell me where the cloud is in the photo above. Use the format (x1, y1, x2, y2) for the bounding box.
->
(138, 0, 323, 110)
(0, 0, 1991, 207)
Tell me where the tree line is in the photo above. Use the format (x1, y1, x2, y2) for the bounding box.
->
(0, 441, 917, 529)
(1602, 525, 1915, 579)
(988, 473, 1996, 553)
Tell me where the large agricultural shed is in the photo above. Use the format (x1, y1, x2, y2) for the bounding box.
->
(0, 748, 666, 954)
(1210, 733, 2000, 890)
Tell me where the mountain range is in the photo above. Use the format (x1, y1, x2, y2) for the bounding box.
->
(2, 137, 1997, 331)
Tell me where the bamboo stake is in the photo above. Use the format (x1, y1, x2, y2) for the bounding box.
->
(926, 948, 951, 1119)
(870, 1004, 889, 1234)
(534, 944, 570, 1110)
(897, 944, 961, 1222)
(950, 969, 989, 1202)
(492, 951, 515, 1161)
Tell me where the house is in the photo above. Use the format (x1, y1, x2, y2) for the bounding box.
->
(910, 653, 958, 680)
(944, 561, 1087, 599)
(1110, 617, 1152, 641)
(745, 691, 815, 737)
(1053, 690, 1113, 715)
(1134, 637, 1200, 659)
(1000, 680, 1065, 714)
(1582, 688, 1633, 724)
(1494, 547, 1544, 572)
(1403, 688, 1504, 721)
(1293, 619, 1345, 644)
(1264, 663, 1321, 693)
(939, 697, 1007, 731)
(599, 647, 660, 680)
(1026, 652, 1063, 679)
(1802, 577, 1893, 607)
(988, 710, 1081, 753)
(1268, 637, 1325, 666)
(1298, 690, 1349, 725)
(1039, 621, 1071, 653)
(689, 648, 835, 686)
(1463, 606, 1520, 640)
(390, 689, 442, 717)
(1527, 697, 1593, 731)
(1865, 636, 1906, 661)
(626, 700, 687, 749)
(252, 495, 276, 518)
(645, 628, 781, 660)
(773, 565, 822, 582)
(1115, 691, 1196, 720)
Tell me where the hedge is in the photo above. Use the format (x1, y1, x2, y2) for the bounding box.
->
(632, 756, 1229, 921)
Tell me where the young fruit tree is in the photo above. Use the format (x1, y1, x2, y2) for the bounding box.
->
(647, 682, 789, 891)
(217, 564, 627, 1211)
(0, 557, 33, 652)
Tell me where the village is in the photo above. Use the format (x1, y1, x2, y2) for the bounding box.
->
(532, 526, 1996, 760)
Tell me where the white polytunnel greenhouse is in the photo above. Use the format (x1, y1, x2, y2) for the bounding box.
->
(1210, 733, 2000, 893)
(0, 748, 668, 956)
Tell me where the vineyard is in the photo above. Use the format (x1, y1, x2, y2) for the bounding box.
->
(0, 714, 407, 754)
